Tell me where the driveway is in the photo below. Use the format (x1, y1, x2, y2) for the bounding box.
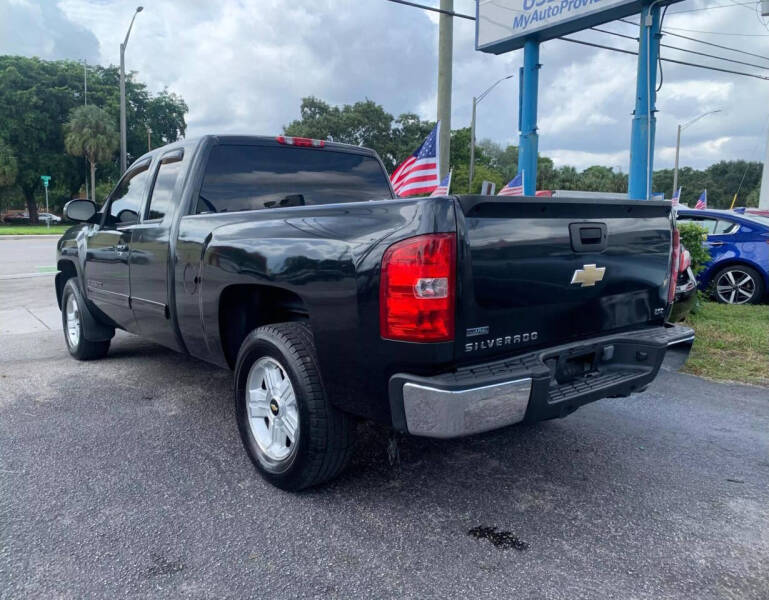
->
(1, 237, 767, 599)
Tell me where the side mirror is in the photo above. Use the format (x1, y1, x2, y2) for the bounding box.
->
(116, 208, 139, 225)
(64, 199, 97, 223)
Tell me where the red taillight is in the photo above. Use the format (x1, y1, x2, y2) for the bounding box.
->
(276, 135, 325, 147)
(380, 233, 456, 342)
(668, 228, 681, 304)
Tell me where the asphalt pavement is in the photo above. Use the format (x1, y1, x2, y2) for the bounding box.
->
(1, 236, 768, 599)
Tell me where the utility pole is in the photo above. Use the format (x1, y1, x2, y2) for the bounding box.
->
(436, 0, 452, 180)
(759, 131, 769, 209)
(83, 59, 89, 201)
(147, 127, 152, 151)
(120, 6, 143, 174)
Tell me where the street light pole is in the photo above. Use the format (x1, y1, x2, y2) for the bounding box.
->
(672, 108, 722, 197)
(469, 97, 476, 192)
(468, 74, 513, 192)
(120, 6, 143, 175)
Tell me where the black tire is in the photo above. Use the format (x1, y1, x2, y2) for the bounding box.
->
(234, 322, 355, 491)
(711, 265, 765, 305)
(61, 279, 111, 360)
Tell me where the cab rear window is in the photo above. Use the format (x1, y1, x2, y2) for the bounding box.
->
(197, 144, 392, 214)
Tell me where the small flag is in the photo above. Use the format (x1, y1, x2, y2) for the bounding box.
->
(429, 170, 452, 196)
(498, 171, 524, 196)
(535, 190, 552, 197)
(672, 187, 682, 205)
(390, 122, 441, 197)
(695, 190, 707, 210)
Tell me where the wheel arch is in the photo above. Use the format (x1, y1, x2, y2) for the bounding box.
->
(704, 257, 769, 290)
(218, 283, 309, 369)
(55, 259, 79, 309)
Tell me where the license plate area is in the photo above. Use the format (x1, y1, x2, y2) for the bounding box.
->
(548, 350, 599, 385)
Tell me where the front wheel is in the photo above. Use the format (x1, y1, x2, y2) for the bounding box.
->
(61, 279, 111, 360)
(234, 322, 355, 491)
(712, 265, 765, 305)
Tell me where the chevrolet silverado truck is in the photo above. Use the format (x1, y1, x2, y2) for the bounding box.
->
(56, 135, 694, 490)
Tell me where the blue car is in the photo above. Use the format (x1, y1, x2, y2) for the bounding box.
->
(676, 208, 769, 304)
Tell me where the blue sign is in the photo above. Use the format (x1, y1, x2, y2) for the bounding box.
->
(476, 0, 682, 54)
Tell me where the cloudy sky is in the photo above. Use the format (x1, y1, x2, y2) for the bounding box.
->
(2, 0, 768, 171)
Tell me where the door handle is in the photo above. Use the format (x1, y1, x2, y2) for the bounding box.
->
(707, 241, 724, 247)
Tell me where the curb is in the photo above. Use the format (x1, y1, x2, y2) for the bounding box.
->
(0, 235, 62, 240)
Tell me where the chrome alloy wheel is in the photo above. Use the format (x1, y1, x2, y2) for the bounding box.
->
(245, 356, 299, 464)
(65, 293, 80, 348)
(716, 269, 756, 304)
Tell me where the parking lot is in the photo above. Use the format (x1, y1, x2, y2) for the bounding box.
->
(1, 237, 768, 599)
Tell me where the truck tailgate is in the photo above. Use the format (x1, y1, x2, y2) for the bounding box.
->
(454, 196, 673, 363)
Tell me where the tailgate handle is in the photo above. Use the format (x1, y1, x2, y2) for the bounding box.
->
(569, 222, 608, 252)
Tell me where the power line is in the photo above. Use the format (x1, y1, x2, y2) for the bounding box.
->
(381, 0, 474, 20)
(558, 36, 769, 80)
(667, 1, 756, 14)
(381, 0, 769, 79)
(654, 25, 769, 37)
(619, 18, 769, 61)
(590, 26, 769, 70)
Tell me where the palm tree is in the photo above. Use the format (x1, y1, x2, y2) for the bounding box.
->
(64, 105, 119, 203)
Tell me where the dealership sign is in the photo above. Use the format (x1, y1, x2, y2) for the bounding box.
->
(476, 0, 682, 53)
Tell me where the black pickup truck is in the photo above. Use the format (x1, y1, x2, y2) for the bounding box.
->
(56, 135, 694, 490)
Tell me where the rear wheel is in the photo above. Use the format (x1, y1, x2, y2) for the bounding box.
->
(234, 322, 355, 491)
(712, 265, 765, 305)
(61, 279, 110, 360)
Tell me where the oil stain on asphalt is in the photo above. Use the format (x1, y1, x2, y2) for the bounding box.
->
(468, 526, 529, 551)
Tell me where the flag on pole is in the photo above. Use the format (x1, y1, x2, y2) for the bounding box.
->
(695, 190, 707, 210)
(390, 122, 441, 197)
(429, 170, 452, 196)
(671, 187, 682, 205)
(498, 171, 524, 196)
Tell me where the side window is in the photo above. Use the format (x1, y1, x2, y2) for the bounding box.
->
(146, 152, 184, 221)
(677, 217, 717, 234)
(714, 220, 739, 235)
(106, 164, 150, 226)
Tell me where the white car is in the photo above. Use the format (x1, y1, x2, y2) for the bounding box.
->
(38, 213, 62, 223)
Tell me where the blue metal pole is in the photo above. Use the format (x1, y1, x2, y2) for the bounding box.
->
(518, 38, 539, 196)
(628, 3, 661, 200)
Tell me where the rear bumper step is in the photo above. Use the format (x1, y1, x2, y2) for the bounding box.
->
(389, 324, 694, 438)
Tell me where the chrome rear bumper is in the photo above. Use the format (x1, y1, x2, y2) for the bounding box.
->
(389, 324, 695, 439)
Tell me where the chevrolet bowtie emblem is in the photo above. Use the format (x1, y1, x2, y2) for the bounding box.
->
(571, 264, 606, 287)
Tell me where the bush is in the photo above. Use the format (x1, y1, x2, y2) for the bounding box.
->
(677, 222, 711, 275)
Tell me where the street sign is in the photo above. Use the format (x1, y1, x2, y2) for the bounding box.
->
(40, 175, 51, 188)
(476, 0, 682, 54)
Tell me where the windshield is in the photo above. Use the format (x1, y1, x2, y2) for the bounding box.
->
(197, 144, 393, 214)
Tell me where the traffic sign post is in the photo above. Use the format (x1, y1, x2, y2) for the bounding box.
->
(40, 175, 51, 228)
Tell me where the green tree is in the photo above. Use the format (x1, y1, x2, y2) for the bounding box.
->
(0, 139, 17, 188)
(0, 56, 187, 221)
(64, 105, 119, 203)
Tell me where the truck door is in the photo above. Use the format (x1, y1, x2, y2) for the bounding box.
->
(129, 149, 185, 350)
(84, 160, 150, 332)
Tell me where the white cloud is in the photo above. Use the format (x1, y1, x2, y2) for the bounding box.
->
(1, 0, 765, 173)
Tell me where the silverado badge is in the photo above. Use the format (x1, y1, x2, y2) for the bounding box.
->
(571, 264, 606, 287)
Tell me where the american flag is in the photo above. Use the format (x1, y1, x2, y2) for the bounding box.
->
(672, 187, 682, 205)
(390, 122, 441, 197)
(695, 190, 707, 210)
(498, 172, 524, 196)
(429, 170, 452, 196)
